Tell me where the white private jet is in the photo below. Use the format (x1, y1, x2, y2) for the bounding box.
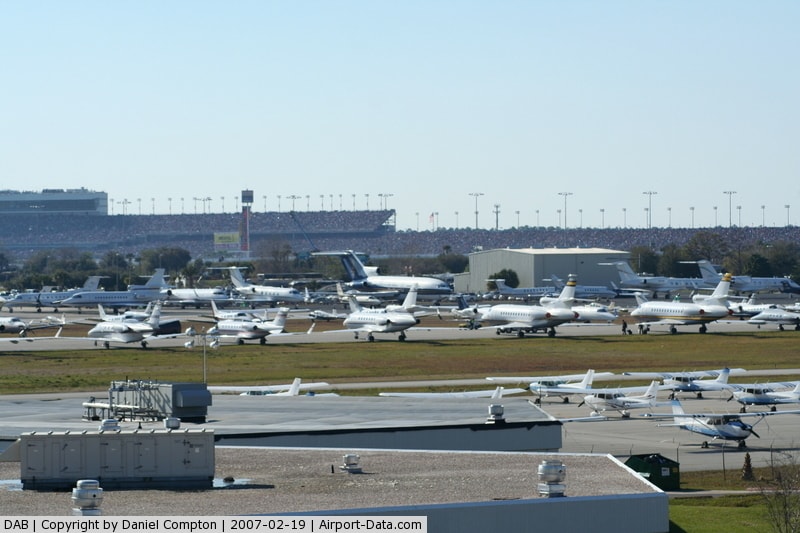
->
(160, 286, 234, 308)
(227, 268, 304, 305)
(201, 307, 306, 346)
(747, 308, 800, 330)
(645, 399, 800, 448)
(472, 283, 579, 338)
(208, 378, 335, 397)
(2, 275, 103, 312)
(696, 260, 800, 295)
(54, 270, 168, 310)
(340, 295, 419, 342)
(491, 279, 556, 301)
(623, 367, 745, 399)
(540, 274, 618, 323)
(549, 274, 617, 301)
(602, 261, 702, 299)
(629, 273, 733, 334)
(83, 302, 190, 349)
(313, 250, 452, 298)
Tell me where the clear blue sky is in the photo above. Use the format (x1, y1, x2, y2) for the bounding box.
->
(2, 2, 798, 230)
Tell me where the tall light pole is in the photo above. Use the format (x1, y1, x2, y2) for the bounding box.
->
(622, 207, 627, 228)
(515, 210, 520, 228)
(600, 208, 605, 229)
(761, 205, 765, 227)
(455, 211, 459, 228)
(535, 209, 540, 227)
(737, 205, 741, 227)
(690, 206, 695, 228)
(168, 197, 172, 215)
(713, 206, 718, 226)
(723, 190, 736, 227)
(642, 191, 657, 229)
(558, 192, 572, 229)
(557, 209, 562, 228)
(287, 195, 300, 211)
(785, 204, 791, 226)
(469, 192, 484, 229)
(667, 207, 671, 228)
(493, 204, 500, 230)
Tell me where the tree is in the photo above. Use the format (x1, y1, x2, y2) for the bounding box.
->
(487, 269, 519, 291)
(759, 452, 800, 533)
(684, 231, 730, 264)
(628, 246, 659, 275)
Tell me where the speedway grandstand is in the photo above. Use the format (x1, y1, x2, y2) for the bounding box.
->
(0, 187, 797, 262)
(1, 208, 798, 264)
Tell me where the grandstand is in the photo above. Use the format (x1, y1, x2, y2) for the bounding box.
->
(0, 189, 797, 263)
(0, 188, 107, 215)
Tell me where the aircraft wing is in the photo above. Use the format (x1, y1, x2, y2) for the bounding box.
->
(208, 382, 331, 395)
(486, 372, 615, 384)
(378, 387, 526, 399)
(623, 368, 745, 379)
(0, 327, 64, 344)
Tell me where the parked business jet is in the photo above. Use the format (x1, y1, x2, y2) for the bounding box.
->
(161, 286, 234, 308)
(549, 274, 617, 300)
(491, 279, 556, 301)
(540, 275, 618, 323)
(603, 261, 701, 298)
(55, 270, 168, 310)
(646, 399, 800, 448)
(696, 260, 800, 294)
(2, 276, 103, 312)
(84, 302, 188, 349)
(204, 307, 294, 345)
(341, 295, 419, 342)
(313, 250, 452, 297)
(747, 308, 800, 330)
(629, 273, 733, 333)
(227, 268, 304, 305)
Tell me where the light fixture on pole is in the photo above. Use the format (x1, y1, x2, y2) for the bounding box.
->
(469, 192, 484, 229)
(642, 191, 657, 229)
(557, 192, 572, 229)
(723, 191, 736, 227)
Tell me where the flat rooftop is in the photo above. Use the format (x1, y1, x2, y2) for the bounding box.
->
(0, 446, 659, 516)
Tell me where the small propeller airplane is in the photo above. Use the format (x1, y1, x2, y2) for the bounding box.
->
(623, 367, 746, 399)
(578, 380, 666, 418)
(486, 369, 615, 404)
(727, 382, 800, 412)
(378, 386, 526, 399)
(644, 399, 800, 448)
(207, 377, 336, 396)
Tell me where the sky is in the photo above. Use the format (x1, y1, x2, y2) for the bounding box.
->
(2, 2, 799, 231)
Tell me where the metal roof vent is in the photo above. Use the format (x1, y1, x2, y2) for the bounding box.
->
(71, 479, 103, 515)
(340, 454, 362, 474)
(164, 417, 181, 430)
(98, 419, 120, 432)
(537, 460, 566, 498)
(486, 404, 505, 424)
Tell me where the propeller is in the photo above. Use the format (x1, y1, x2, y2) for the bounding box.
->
(750, 428, 761, 439)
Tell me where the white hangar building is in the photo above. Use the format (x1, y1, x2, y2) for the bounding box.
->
(453, 247, 630, 295)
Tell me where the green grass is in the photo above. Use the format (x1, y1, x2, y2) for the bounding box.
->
(2, 329, 798, 394)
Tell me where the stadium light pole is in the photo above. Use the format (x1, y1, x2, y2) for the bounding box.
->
(455, 211, 459, 229)
(642, 191, 657, 229)
(181, 197, 184, 215)
(786, 204, 791, 226)
(277, 195, 282, 212)
(761, 205, 765, 227)
(220, 196, 225, 213)
(263, 195, 267, 212)
(137, 198, 142, 215)
(622, 207, 627, 228)
(723, 190, 736, 227)
(557, 192, 572, 229)
(168, 197, 172, 215)
(690, 206, 694, 228)
(469, 192, 484, 229)
(737, 205, 741, 227)
(713, 206, 718, 226)
(600, 208, 605, 229)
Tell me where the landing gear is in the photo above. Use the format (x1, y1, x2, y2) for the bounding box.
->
(367, 333, 375, 342)
(398, 332, 406, 341)
(670, 326, 678, 334)
(621, 410, 630, 418)
(701, 441, 709, 448)
(140, 340, 148, 349)
(738, 440, 747, 449)
(103, 341, 110, 349)
(237, 338, 245, 345)
(699, 324, 707, 334)
(260, 337, 267, 345)
(547, 328, 556, 338)
(517, 330, 525, 338)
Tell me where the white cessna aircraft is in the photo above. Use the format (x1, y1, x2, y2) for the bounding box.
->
(487, 369, 614, 404)
(313, 250, 452, 298)
(578, 380, 664, 418)
(629, 273, 733, 334)
(208, 377, 335, 396)
(623, 367, 745, 399)
(645, 399, 800, 448)
(727, 382, 800, 412)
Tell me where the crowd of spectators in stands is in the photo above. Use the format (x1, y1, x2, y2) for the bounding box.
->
(0, 210, 796, 263)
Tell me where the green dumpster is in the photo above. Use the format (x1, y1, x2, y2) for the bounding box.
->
(624, 453, 680, 491)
